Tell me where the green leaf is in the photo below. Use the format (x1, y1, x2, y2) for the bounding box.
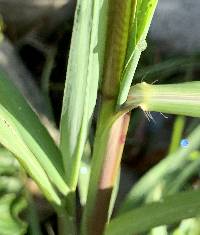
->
(166, 156, 200, 195)
(123, 81, 200, 117)
(0, 148, 19, 175)
(60, 0, 108, 189)
(0, 194, 27, 235)
(104, 190, 200, 235)
(173, 218, 200, 235)
(168, 116, 186, 154)
(150, 226, 168, 235)
(0, 72, 69, 205)
(119, 124, 200, 213)
(117, 0, 158, 105)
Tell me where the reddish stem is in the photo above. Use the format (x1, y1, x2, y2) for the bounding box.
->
(89, 112, 131, 235)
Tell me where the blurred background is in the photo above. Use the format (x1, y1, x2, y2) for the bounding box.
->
(0, 0, 199, 234)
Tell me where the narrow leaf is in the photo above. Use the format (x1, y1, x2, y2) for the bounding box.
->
(124, 81, 200, 117)
(0, 72, 69, 205)
(60, 0, 108, 189)
(105, 190, 200, 235)
(168, 116, 186, 154)
(119, 124, 200, 213)
(166, 156, 200, 195)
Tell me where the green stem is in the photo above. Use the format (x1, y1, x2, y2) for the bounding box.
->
(19, 167, 42, 235)
(27, 193, 42, 235)
(81, 100, 130, 235)
(81, 1, 136, 233)
(58, 192, 77, 235)
(58, 212, 76, 235)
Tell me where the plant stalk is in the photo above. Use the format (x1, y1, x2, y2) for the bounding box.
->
(58, 191, 77, 235)
(81, 99, 130, 235)
(58, 212, 76, 235)
(81, 1, 134, 233)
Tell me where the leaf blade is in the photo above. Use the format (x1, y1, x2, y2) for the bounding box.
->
(0, 72, 69, 204)
(105, 190, 200, 235)
(119, 124, 200, 213)
(60, 0, 108, 189)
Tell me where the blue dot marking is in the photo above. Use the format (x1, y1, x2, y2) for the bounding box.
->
(80, 166, 88, 175)
(180, 139, 189, 148)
